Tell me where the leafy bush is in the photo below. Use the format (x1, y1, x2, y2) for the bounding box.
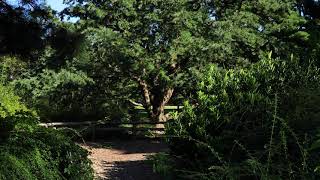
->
(0, 84, 28, 118)
(14, 68, 94, 122)
(0, 56, 27, 82)
(0, 83, 36, 141)
(0, 127, 94, 180)
(0, 149, 60, 180)
(148, 152, 175, 179)
(0, 83, 94, 179)
(166, 56, 320, 179)
(0, 152, 37, 180)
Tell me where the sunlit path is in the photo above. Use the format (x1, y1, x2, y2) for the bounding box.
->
(82, 140, 168, 180)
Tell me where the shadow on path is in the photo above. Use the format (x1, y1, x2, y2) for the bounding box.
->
(83, 139, 168, 180)
(86, 139, 168, 154)
(101, 160, 163, 180)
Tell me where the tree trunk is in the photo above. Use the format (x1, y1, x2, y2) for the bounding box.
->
(150, 88, 174, 129)
(136, 77, 174, 128)
(151, 88, 174, 121)
(137, 78, 153, 117)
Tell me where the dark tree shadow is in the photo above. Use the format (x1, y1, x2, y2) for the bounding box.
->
(101, 160, 163, 180)
(85, 139, 168, 154)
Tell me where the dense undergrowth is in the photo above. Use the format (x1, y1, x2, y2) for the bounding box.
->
(0, 83, 93, 180)
(164, 56, 320, 179)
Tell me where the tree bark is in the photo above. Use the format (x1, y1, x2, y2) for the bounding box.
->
(150, 88, 174, 129)
(151, 88, 174, 121)
(138, 82, 173, 118)
(135, 77, 174, 128)
(136, 78, 153, 117)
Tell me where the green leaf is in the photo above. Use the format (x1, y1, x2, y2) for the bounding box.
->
(310, 139, 320, 151)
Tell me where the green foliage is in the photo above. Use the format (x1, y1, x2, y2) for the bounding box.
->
(2, 127, 94, 180)
(59, 0, 316, 122)
(148, 152, 175, 179)
(0, 149, 59, 180)
(0, 56, 27, 82)
(166, 56, 320, 179)
(0, 82, 93, 179)
(16, 68, 93, 100)
(0, 84, 28, 118)
(0, 127, 94, 180)
(0, 152, 36, 180)
(0, 0, 49, 58)
(2, 0, 320, 179)
(0, 82, 38, 141)
(67, 0, 212, 119)
(14, 67, 94, 121)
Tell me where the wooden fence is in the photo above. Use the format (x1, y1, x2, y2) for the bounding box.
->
(39, 120, 167, 139)
(39, 105, 183, 139)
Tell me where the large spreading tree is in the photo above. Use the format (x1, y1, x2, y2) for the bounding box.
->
(64, 0, 310, 122)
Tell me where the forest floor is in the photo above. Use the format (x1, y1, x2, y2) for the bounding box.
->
(81, 139, 168, 180)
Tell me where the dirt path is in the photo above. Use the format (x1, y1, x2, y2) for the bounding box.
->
(82, 140, 168, 180)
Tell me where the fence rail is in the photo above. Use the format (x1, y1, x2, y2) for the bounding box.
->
(39, 105, 183, 138)
(39, 121, 166, 127)
(39, 121, 167, 139)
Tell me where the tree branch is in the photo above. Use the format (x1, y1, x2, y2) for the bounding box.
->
(128, 99, 143, 107)
(133, 75, 153, 116)
(163, 88, 174, 105)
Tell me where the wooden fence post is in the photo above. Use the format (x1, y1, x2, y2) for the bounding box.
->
(91, 122, 96, 141)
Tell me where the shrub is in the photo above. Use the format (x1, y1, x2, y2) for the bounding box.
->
(1, 127, 94, 180)
(0, 83, 36, 141)
(148, 152, 175, 179)
(0, 149, 60, 180)
(166, 56, 320, 179)
(0, 83, 94, 180)
(0, 84, 28, 119)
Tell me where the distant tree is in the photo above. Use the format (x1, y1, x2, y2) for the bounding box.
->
(298, 0, 320, 66)
(0, 1, 92, 121)
(302, 0, 320, 19)
(0, 0, 49, 57)
(0, 0, 83, 67)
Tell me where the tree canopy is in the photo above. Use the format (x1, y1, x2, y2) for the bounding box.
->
(59, 0, 316, 122)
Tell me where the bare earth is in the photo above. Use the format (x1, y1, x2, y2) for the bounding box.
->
(81, 140, 168, 180)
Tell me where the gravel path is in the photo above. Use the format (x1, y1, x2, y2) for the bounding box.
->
(82, 140, 168, 180)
